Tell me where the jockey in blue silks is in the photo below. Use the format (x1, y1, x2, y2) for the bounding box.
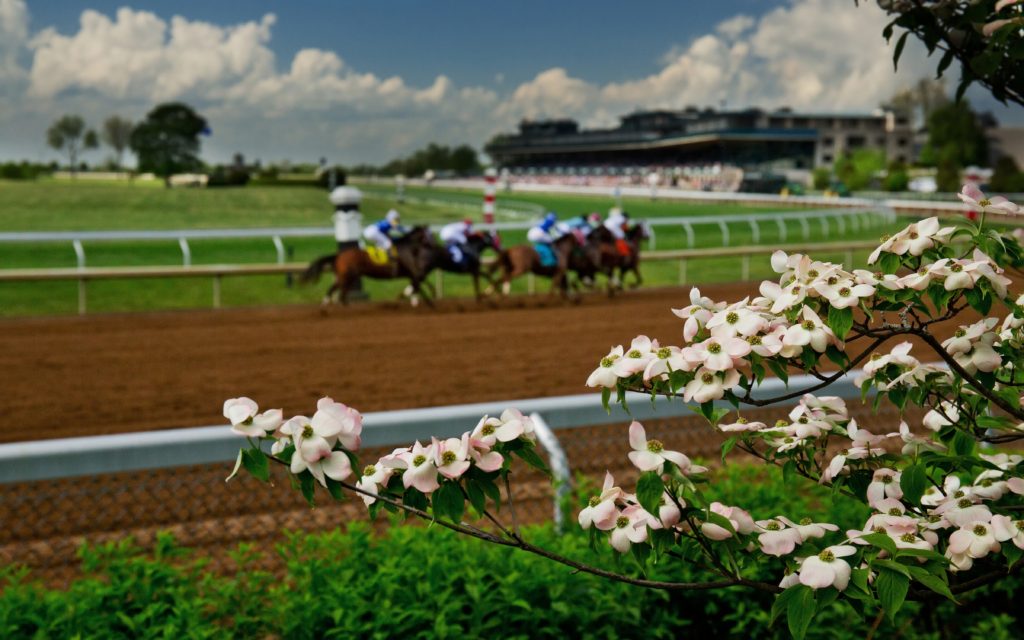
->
(528, 212, 560, 267)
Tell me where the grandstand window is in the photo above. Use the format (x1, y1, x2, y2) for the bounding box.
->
(822, 137, 834, 146)
(847, 135, 866, 148)
(822, 154, 833, 163)
(897, 138, 908, 147)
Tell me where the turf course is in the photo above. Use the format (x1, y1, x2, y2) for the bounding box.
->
(0, 178, 899, 316)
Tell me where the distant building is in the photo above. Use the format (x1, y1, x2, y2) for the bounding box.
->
(485, 107, 914, 172)
(989, 127, 1024, 169)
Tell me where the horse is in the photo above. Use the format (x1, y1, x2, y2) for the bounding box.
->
(490, 233, 579, 299)
(425, 231, 501, 302)
(587, 223, 648, 290)
(617, 223, 649, 288)
(301, 226, 436, 307)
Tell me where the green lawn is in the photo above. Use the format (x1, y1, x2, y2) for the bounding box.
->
(0, 178, 900, 316)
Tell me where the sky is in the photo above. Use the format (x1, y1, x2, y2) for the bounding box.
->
(1, 0, 1021, 166)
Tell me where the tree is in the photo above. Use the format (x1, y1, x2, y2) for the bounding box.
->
(129, 103, 208, 186)
(872, 0, 1024, 107)
(989, 155, 1024, 192)
(919, 100, 989, 168)
(811, 167, 831, 190)
(228, 184, 1024, 637)
(883, 160, 910, 191)
(102, 116, 134, 169)
(46, 115, 98, 176)
(935, 146, 962, 191)
(833, 149, 885, 191)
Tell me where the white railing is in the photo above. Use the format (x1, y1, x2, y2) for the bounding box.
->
(0, 371, 874, 524)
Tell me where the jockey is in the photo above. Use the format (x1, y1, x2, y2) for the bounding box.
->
(385, 209, 408, 236)
(603, 207, 631, 256)
(528, 212, 560, 267)
(440, 218, 474, 264)
(363, 217, 396, 256)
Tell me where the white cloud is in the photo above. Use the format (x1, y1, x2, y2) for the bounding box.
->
(0, 0, 1007, 165)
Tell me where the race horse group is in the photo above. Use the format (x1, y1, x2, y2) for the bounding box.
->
(301, 222, 647, 307)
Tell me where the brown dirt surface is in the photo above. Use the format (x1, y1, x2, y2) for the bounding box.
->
(0, 282, 970, 444)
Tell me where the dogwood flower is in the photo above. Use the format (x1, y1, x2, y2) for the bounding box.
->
(609, 504, 655, 552)
(643, 345, 693, 381)
(798, 545, 857, 591)
(756, 518, 804, 556)
(627, 421, 706, 474)
(224, 397, 284, 438)
(289, 448, 353, 488)
(587, 345, 624, 388)
(614, 335, 658, 376)
(866, 469, 903, 507)
(683, 336, 751, 372)
(313, 397, 363, 451)
(817, 279, 875, 309)
(471, 409, 532, 447)
(682, 367, 740, 403)
(433, 434, 472, 480)
(958, 184, 1019, 216)
(923, 401, 960, 431)
(948, 520, 1001, 559)
(393, 441, 440, 494)
(355, 462, 394, 506)
(672, 288, 726, 341)
(578, 472, 623, 530)
(782, 307, 836, 353)
(991, 515, 1024, 550)
(701, 502, 755, 540)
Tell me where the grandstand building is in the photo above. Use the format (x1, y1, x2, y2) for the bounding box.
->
(485, 107, 914, 173)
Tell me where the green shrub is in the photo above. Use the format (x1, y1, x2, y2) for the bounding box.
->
(0, 464, 1018, 639)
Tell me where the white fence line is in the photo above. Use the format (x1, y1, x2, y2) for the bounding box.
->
(0, 371, 870, 487)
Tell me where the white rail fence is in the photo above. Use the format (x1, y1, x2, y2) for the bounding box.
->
(0, 372, 873, 528)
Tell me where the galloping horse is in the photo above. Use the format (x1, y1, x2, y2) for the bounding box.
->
(617, 223, 649, 288)
(426, 231, 501, 302)
(490, 233, 579, 299)
(587, 223, 648, 290)
(301, 226, 435, 306)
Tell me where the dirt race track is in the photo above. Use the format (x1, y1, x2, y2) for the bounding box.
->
(1, 282, 971, 444)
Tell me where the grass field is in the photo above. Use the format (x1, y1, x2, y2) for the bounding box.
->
(0, 178, 900, 316)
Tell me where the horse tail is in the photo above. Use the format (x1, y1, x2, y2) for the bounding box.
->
(300, 253, 336, 284)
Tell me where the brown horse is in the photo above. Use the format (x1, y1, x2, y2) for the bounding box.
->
(490, 233, 579, 299)
(588, 223, 647, 290)
(301, 226, 435, 307)
(423, 231, 501, 302)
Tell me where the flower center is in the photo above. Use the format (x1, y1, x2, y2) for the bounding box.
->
(798, 417, 809, 424)
(765, 521, 781, 531)
(301, 425, 314, 439)
(412, 454, 427, 467)
(954, 490, 965, 498)
(979, 198, 991, 207)
(1016, 520, 1024, 532)
(808, 269, 819, 278)
(818, 549, 835, 562)
(888, 508, 902, 516)
(871, 353, 882, 360)
(799, 518, 812, 526)
(706, 342, 722, 354)
(909, 232, 919, 240)
(880, 234, 890, 243)
(775, 419, 788, 427)
(955, 328, 966, 338)
(827, 276, 839, 285)
(588, 496, 601, 507)
(726, 311, 739, 324)
(880, 474, 893, 484)
(657, 347, 671, 359)
(747, 335, 762, 345)
(958, 498, 972, 508)
(647, 439, 664, 453)
(737, 417, 748, 424)
(701, 373, 715, 384)
(839, 287, 851, 297)
(973, 524, 988, 537)
(801, 320, 815, 330)
(950, 263, 963, 273)
(980, 478, 994, 487)
(601, 355, 618, 367)
(441, 451, 458, 465)
(481, 424, 495, 436)
(616, 516, 630, 529)
(927, 515, 941, 523)
(900, 533, 916, 543)
(873, 526, 885, 534)
(362, 465, 376, 477)
(627, 349, 642, 358)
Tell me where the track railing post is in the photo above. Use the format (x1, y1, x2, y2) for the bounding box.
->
(748, 219, 760, 245)
(179, 238, 192, 267)
(435, 270, 444, 299)
(213, 275, 222, 309)
(272, 236, 285, 264)
(775, 217, 787, 242)
(682, 222, 695, 248)
(528, 412, 571, 533)
(678, 258, 687, 285)
(717, 220, 729, 246)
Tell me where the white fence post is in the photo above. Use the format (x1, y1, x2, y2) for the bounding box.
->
(179, 238, 192, 267)
(529, 412, 571, 532)
(717, 220, 730, 246)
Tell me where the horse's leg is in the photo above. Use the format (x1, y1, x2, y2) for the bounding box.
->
(471, 271, 482, 302)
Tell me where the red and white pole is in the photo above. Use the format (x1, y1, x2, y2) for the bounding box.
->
(483, 167, 497, 224)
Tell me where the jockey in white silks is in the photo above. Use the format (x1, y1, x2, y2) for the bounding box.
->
(440, 218, 474, 264)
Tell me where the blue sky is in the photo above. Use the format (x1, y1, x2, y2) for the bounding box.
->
(1, 0, 1020, 165)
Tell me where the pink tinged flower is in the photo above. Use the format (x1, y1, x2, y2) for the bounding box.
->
(683, 367, 740, 404)
(685, 336, 751, 372)
(996, 0, 1022, 11)
(355, 462, 394, 506)
(701, 502, 756, 540)
(923, 402, 959, 431)
(468, 440, 504, 473)
(756, 519, 804, 556)
(609, 504, 653, 553)
(798, 545, 857, 591)
(898, 421, 944, 455)
(946, 550, 974, 572)
(958, 183, 1020, 215)
(746, 326, 784, 357)
(818, 279, 875, 309)
(969, 470, 1010, 501)
(314, 397, 362, 451)
(290, 449, 352, 488)
(626, 421, 705, 474)
(433, 434, 472, 480)
(224, 397, 284, 438)
(779, 572, 801, 589)
(933, 496, 993, 528)
(672, 288, 726, 341)
(1009, 477, 1024, 495)
(399, 441, 440, 494)
(718, 417, 766, 432)
(991, 515, 1024, 550)
(948, 521, 1001, 559)
(866, 469, 903, 507)
(579, 471, 624, 531)
(782, 307, 836, 353)
(707, 306, 767, 338)
(922, 475, 961, 507)
(586, 345, 625, 388)
(779, 516, 840, 541)
(643, 345, 693, 381)
(613, 335, 657, 376)
(891, 531, 934, 551)
(820, 453, 847, 485)
(657, 492, 682, 528)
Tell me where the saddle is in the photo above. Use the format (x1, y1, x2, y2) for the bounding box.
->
(366, 246, 391, 265)
(534, 243, 558, 268)
(615, 239, 631, 257)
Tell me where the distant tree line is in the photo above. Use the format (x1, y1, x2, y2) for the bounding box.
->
(347, 142, 481, 177)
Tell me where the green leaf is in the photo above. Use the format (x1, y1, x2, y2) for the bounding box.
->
(631, 541, 651, 571)
(515, 444, 551, 477)
(964, 286, 992, 315)
(703, 510, 736, 536)
(876, 567, 910, 621)
(433, 482, 465, 523)
(241, 448, 270, 482)
(480, 478, 502, 511)
(878, 252, 901, 274)
(872, 558, 910, 578)
(766, 358, 789, 384)
(299, 471, 316, 507)
(721, 436, 739, 463)
(892, 31, 909, 70)
(466, 479, 487, 516)
(827, 306, 854, 341)
(860, 532, 898, 556)
(601, 387, 611, 413)
(403, 486, 429, 513)
(636, 472, 665, 515)
(900, 463, 927, 506)
(936, 48, 955, 78)
(787, 585, 816, 640)
(951, 430, 975, 457)
(770, 584, 805, 627)
(906, 566, 957, 603)
(325, 478, 345, 501)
